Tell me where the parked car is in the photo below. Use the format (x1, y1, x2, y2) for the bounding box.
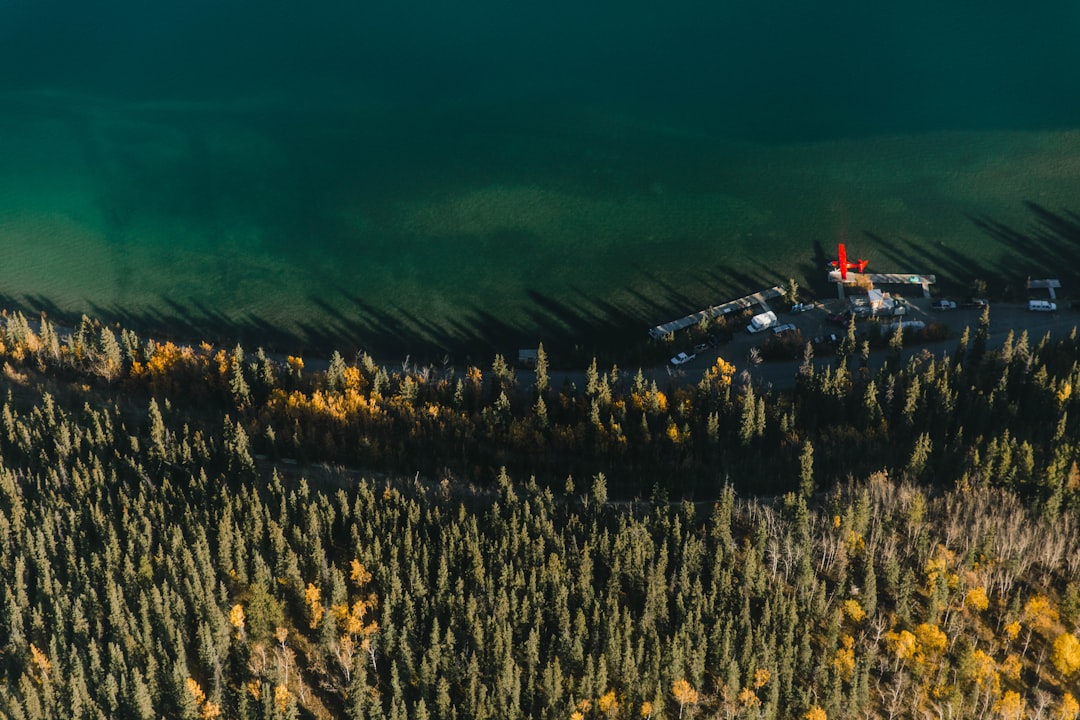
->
(790, 303, 811, 313)
(772, 323, 797, 336)
(932, 299, 957, 310)
(693, 343, 709, 354)
(812, 333, 839, 346)
(670, 351, 696, 366)
(826, 313, 854, 328)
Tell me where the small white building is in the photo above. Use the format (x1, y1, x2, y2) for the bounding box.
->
(868, 290, 905, 317)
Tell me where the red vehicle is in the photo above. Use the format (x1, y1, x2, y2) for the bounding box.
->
(830, 243, 868, 280)
(826, 312, 855, 328)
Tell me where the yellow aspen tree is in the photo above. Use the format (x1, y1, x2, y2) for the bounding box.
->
(915, 623, 947, 666)
(832, 635, 856, 681)
(885, 629, 917, 669)
(186, 678, 207, 707)
(994, 690, 1025, 719)
(274, 684, 290, 713)
(1023, 595, 1059, 634)
(924, 545, 955, 591)
(1052, 633, 1080, 677)
(1000, 655, 1022, 682)
(1056, 692, 1079, 719)
(753, 668, 771, 689)
(186, 678, 223, 720)
(844, 530, 865, 555)
(29, 644, 51, 683)
(842, 599, 866, 624)
(672, 679, 699, 718)
(351, 559, 372, 586)
(969, 649, 999, 694)
(305, 583, 324, 629)
(598, 690, 619, 715)
(229, 604, 246, 639)
(804, 707, 828, 720)
(640, 701, 654, 719)
(965, 587, 990, 612)
(738, 687, 761, 708)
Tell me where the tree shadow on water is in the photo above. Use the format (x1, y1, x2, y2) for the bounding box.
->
(14, 205, 1076, 364)
(967, 202, 1080, 294)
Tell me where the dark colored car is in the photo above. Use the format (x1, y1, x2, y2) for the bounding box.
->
(826, 313, 854, 328)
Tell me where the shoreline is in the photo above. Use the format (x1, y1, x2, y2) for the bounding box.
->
(14, 296, 1071, 395)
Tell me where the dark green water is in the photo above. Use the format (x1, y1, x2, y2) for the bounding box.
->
(2, 1, 1080, 357)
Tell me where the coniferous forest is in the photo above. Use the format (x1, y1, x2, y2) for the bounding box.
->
(2, 309, 1080, 718)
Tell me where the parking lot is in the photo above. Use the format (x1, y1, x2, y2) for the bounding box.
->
(666, 295, 1080, 388)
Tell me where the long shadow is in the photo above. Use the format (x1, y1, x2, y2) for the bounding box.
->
(789, 239, 835, 299)
(11, 201, 1079, 364)
(967, 202, 1080, 296)
(866, 230, 999, 298)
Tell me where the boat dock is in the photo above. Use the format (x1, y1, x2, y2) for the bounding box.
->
(830, 271, 936, 298)
(649, 285, 785, 339)
(1028, 279, 1061, 300)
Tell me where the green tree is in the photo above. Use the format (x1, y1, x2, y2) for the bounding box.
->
(739, 386, 757, 446)
(799, 440, 815, 498)
(326, 351, 348, 392)
(534, 342, 549, 396)
(784, 277, 800, 305)
(592, 472, 608, 507)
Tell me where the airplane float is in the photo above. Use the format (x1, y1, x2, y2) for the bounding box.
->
(830, 243, 868, 280)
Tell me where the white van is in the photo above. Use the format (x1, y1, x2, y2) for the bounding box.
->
(1029, 300, 1057, 312)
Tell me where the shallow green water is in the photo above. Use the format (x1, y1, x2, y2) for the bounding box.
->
(1, 2, 1079, 357)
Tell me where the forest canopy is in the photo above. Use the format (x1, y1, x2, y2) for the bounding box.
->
(0, 309, 1079, 718)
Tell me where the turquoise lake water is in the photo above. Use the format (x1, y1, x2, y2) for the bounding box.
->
(1, 2, 1080, 357)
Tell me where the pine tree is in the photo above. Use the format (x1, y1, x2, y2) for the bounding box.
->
(739, 387, 757, 446)
(230, 345, 252, 408)
(327, 351, 348, 392)
(98, 326, 123, 380)
(148, 399, 167, 465)
(888, 323, 903, 361)
(799, 441, 815, 498)
(591, 473, 608, 507)
(533, 396, 549, 429)
(534, 342, 549, 397)
(972, 305, 991, 364)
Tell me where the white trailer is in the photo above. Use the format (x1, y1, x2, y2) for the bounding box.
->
(746, 311, 778, 334)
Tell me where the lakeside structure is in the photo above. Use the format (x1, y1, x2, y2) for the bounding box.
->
(648, 285, 786, 339)
(1028, 278, 1061, 300)
(828, 270, 936, 299)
